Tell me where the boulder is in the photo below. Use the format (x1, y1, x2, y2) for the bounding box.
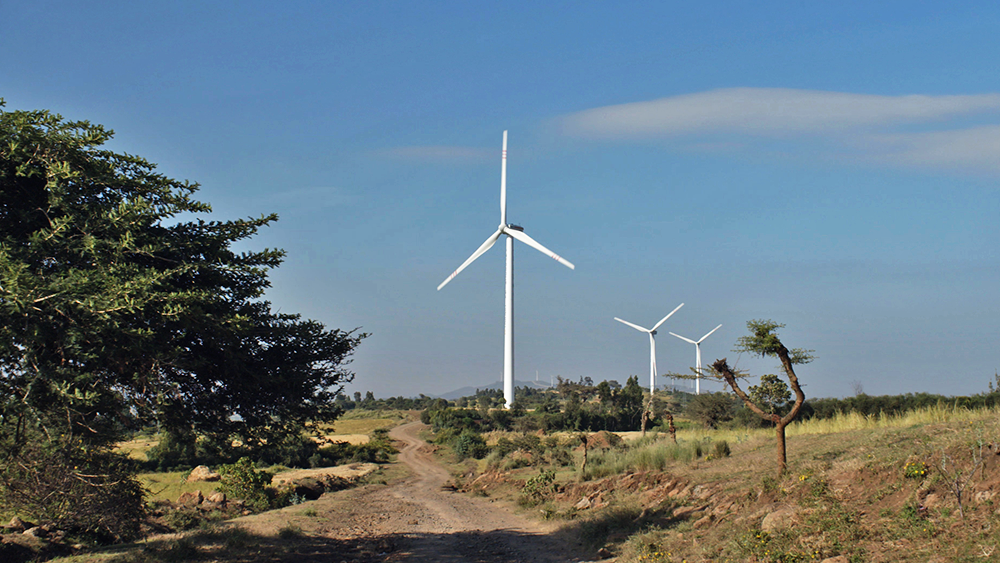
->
(207, 492, 226, 504)
(6, 517, 32, 531)
(761, 508, 798, 532)
(23, 527, 48, 538)
(178, 490, 204, 507)
(186, 465, 220, 482)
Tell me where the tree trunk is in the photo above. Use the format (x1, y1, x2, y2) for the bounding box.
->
(640, 394, 653, 437)
(775, 421, 787, 475)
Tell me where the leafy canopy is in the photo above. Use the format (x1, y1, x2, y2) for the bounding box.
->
(734, 319, 815, 365)
(0, 99, 364, 458)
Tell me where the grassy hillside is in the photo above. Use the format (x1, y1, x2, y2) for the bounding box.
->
(445, 405, 1000, 562)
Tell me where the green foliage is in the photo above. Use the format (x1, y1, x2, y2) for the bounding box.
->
(217, 457, 275, 513)
(453, 429, 489, 460)
(144, 428, 200, 471)
(518, 468, 556, 507)
(0, 102, 366, 534)
(685, 392, 738, 428)
(903, 461, 929, 479)
(750, 374, 791, 415)
(735, 319, 815, 364)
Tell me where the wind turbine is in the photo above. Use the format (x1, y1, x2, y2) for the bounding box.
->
(669, 324, 722, 395)
(614, 303, 684, 394)
(437, 131, 574, 409)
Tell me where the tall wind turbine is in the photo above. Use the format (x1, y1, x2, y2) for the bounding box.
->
(614, 303, 684, 394)
(669, 324, 722, 395)
(437, 131, 574, 409)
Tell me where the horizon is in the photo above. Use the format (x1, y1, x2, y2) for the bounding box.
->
(2, 2, 998, 400)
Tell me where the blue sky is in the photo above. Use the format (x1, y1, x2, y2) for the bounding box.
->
(2, 1, 998, 399)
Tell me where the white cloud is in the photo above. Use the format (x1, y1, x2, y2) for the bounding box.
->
(380, 145, 494, 163)
(869, 125, 1000, 173)
(560, 88, 1000, 137)
(559, 88, 1000, 173)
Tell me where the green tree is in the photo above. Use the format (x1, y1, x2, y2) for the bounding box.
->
(0, 102, 364, 537)
(711, 320, 813, 475)
(749, 374, 791, 416)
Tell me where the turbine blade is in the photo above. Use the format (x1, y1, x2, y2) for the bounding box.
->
(669, 332, 697, 345)
(615, 317, 650, 333)
(500, 131, 508, 226)
(506, 228, 575, 269)
(697, 324, 723, 343)
(436, 229, 503, 291)
(651, 303, 685, 331)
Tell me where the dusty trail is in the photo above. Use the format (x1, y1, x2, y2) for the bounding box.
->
(238, 421, 590, 562)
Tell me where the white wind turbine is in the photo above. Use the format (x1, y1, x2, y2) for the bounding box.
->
(437, 131, 574, 410)
(614, 303, 684, 394)
(669, 324, 722, 395)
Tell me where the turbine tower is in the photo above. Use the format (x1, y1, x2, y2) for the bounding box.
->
(437, 131, 574, 409)
(614, 303, 684, 394)
(669, 324, 722, 395)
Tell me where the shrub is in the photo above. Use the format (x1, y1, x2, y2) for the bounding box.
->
(0, 440, 146, 542)
(217, 457, 275, 513)
(713, 440, 732, 458)
(519, 469, 556, 507)
(454, 430, 489, 460)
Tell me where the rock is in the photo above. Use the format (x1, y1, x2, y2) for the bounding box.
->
(208, 492, 226, 503)
(597, 547, 613, 559)
(574, 497, 593, 510)
(761, 508, 798, 532)
(186, 465, 220, 482)
(820, 556, 849, 563)
(23, 526, 47, 538)
(178, 490, 204, 507)
(6, 517, 32, 531)
(693, 514, 714, 529)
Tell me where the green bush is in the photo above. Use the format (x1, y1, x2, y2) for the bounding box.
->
(217, 457, 275, 513)
(454, 430, 489, 460)
(519, 469, 556, 507)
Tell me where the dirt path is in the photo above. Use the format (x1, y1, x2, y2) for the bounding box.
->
(235, 421, 591, 562)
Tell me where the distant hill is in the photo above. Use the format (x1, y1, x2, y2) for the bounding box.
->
(435, 379, 553, 400)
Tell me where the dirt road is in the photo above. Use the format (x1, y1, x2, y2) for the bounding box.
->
(236, 421, 591, 562)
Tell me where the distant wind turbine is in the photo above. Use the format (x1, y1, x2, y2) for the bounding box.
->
(437, 131, 574, 409)
(669, 324, 722, 395)
(614, 303, 684, 394)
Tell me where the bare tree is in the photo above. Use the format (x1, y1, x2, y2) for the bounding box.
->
(710, 320, 814, 475)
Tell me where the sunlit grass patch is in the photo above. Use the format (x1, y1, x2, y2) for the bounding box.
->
(140, 471, 220, 503)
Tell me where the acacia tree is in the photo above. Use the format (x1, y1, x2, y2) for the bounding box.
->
(710, 320, 813, 475)
(0, 102, 364, 538)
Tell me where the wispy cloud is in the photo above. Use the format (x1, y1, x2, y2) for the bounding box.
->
(379, 145, 494, 164)
(559, 88, 1000, 173)
(561, 88, 1000, 137)
(869, 125, 1000, 172)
